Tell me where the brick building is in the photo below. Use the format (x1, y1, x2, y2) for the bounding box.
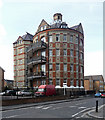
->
(13, 32, 33, 88)
(0, 66, 5, 91)
(84, 75, 104, 92)
(26, 13, 84, 90)
(13, 13, 84, 91)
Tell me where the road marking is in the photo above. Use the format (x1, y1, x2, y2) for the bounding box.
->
(69, 106, 76, 108)
(42, 106, 52, 110)
(78, 107, 87, 109)
(72, 108, 91, 117)
(53, 107, 62, 110)
(76, 102, 86, 105)
(35, 106, 43, 109)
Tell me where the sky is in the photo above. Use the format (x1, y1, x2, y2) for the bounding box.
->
(0, 0, 104, 80)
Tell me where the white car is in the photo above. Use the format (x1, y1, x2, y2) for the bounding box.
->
(16, 90, 32, 96)
(0, 92, 5, 96)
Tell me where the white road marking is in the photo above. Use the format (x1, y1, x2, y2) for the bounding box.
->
(42, 106, 52, 110)
(78, 107, 87, 109)
(69, 106, 76, 108)
(53, 107, 63, 110)
(72, 108, 91, 117)
(35, 106, 43, 109)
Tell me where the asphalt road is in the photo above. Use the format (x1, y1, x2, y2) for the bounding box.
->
(2, 97, 105, 119)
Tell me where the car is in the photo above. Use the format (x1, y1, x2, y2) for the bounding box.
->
(101, 93, 105, 98)
(0, 92, 6, 96)
(95, 92, 101, 97)
(16, 90, 33, 96)
(5, 90, 16, 96)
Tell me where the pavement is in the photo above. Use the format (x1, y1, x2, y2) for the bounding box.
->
(87, 104, 105, 119)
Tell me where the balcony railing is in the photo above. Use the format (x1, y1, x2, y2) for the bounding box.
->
(27, 71, 46, 79)
(27, 56, 46, 65)
(27, 41, 47, 53)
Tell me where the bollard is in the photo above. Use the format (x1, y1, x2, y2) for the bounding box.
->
(96, 100, 98, 112)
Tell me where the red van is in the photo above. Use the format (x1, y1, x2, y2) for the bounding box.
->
(35, 85, 56, 97)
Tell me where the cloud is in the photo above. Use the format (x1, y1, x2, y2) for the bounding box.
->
(84, 51, 103, 77)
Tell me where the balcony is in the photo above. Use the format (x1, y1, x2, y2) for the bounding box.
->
(27, 56, 46, 65)
(27, 41, 47, 53)
(27, 71, 46, 79)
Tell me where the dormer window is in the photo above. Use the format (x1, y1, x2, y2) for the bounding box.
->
(61, 25, 67, 28)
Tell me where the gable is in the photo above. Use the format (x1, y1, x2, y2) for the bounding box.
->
(78, 23, 84, 34)
(36, 19, 50, 33)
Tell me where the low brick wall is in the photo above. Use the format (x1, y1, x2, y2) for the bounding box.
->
(2, 95, 69, 106)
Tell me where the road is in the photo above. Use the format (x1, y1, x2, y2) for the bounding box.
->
(2, 96, 105, 119)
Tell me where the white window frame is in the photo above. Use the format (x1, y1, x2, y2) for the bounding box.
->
(49, 35, 52, 42)
(64, 64, 67, 71)
(63, 49, 67, 56)
(56, 49, 60, 56)
(63, 34, 66, 41)
(49, 50, 52, 56)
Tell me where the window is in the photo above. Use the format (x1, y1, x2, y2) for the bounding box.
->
(76, 37, 78, 44)
(56, 64, 59, 71)
(56, 49, 60, 56)
(80, 66, 83, 73)
(63, 34, 66, 41)
(76, 51, 78, 58)
(49, 79, 53, 85)
(42, 51, 46, 57)
(64, 79, 67, 83)
(70, 35, 73, 42)
(42, 80, 46, 85)
(20, 48, 22, 54)
(41, 64, 46, 72)
(80, 39, 83, 46)
(19, 59, 22, 64)
(80, 53, 83, 59)
(63, 49, 67, 56)
(41, 36, 46, 42)
(40, 26, 43, 31)
(49, 50, 52, 56)
(49, 35, 52, 42)
(70, 64, 73, 72)
(36, 51, 38, 56)
(56, 34, 59, 41)
(76, 65, 78, 72)
(64, 64, 67, 71)
(81, 80, 83, 86)
(49, 64, 52, 70)
(76, 79, 79, 86)
(36, 65, 38, 72)
(56, 79, 60, 86)
(43, 25, 46, 30)
(70, 79, 73, 86)
(70, 49, 73, 57)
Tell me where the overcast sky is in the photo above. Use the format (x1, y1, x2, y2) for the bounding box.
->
(0, 0, 104, 80)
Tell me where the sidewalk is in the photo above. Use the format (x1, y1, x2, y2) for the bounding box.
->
(87, 104, 105, 119)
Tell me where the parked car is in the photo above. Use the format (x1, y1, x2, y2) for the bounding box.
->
(16, 90, 33, 96)
(5, 90, 16, 96)
(95, 92, 101, 97)
(35, 85, 56, 97)
(0, 92, 6, 96)
(101, 93, 105, 98)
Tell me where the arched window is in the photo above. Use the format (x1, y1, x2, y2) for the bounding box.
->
(41, 36, 46, 42)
